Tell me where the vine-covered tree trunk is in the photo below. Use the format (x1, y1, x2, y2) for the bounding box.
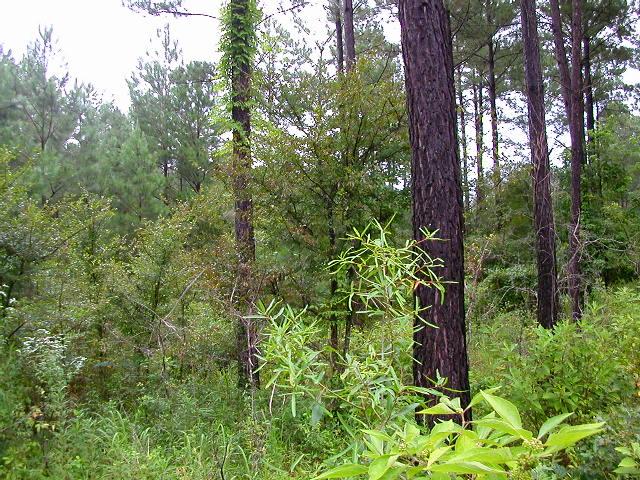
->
(398, 0, 471, 421)
(344, 0, 356, 71)
(520, 0, 559, 329)
(227, 0, 259, 388)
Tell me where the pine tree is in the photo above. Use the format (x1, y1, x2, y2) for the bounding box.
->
(520, 0, 559, 328)
(398, 0, 471, 421)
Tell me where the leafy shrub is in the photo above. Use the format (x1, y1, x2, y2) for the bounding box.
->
(314, 391, 604, 479)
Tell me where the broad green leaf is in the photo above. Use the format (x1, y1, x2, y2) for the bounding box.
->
(313, 463, 368, 479)
(537, 412, 573, 439)
(481, 392, 522, 429)
(544, 422, 605, 452)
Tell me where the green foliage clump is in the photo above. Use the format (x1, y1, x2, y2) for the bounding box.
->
(475, 286, 640, 427)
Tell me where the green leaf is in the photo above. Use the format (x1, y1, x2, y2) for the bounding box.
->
(368, 455, 398, 480)
(544, 422, 605, 452)
(537, 412, 573, 439)
(446, 447, 513, 465)
(418, 403, 455, 415)
(363, 430, 392, 442)
(617, 457, 637, 468)
(468, 387, 500, 409)
(481, 391, 522, 429)
(313, 463, 368, 479)
(473, 418, 532, 439)
(427, 446, 452, 467)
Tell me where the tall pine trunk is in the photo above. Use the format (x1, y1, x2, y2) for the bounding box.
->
(399, 0, 471, 421)
(520, 0, 559, 328)
(550, 0, 585, 320)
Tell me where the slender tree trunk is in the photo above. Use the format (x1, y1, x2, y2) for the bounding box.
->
(486, 0, 500, 188)
(399, 0, 471, 422)
(520, 0, 559, 328)
(457, 64, 470, 211)
(230, 0, 259, 388)
(328, 202, 340, 369)
(334, 1, 345, 74)
(583, 35, 595, 141)
(550, 0, 585, 320)
(473, 74, 485, 205)
(549, 0, 572, 115)
(568, 0, 585, 319)
(344, 0, 356, 71)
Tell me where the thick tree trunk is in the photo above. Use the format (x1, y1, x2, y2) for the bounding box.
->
(486, 0, 500, 189)
(231, 0, 259, 388)
(457, 65, 470, 211)
(473, 74, 485, 205)
(568, 0, 585, 319)
(399, 0, 471, 422)
(520, 0, 559, 329)
(334, 1, 345, 74)
(343, 0, 356, 71)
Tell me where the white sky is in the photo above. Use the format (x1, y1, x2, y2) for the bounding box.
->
(0, 0, 329, 111)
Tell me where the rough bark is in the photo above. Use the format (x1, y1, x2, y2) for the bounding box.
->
(399, 0, 471, 421)
(343, 0, 356, 71)
(473, 74, 485, 205)
(231, 0, 259, 388)
(520, 0, 559, 328)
